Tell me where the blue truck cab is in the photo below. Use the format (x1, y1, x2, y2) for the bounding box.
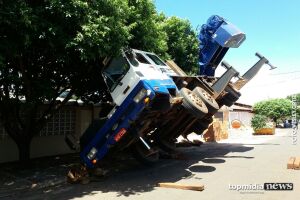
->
(80, 49, 179, 168)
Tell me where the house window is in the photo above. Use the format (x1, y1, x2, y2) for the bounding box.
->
(0, 109, 76, 140)
(39, 109, 76, 136)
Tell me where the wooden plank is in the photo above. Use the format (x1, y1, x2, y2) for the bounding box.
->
(158, 182, 204, 191)
(293, 157, 300, 170)
(165, 60, 187, 76)
(287, 157, 296, 169)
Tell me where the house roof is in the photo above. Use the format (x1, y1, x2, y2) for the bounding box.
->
(231, 102, 253, 112)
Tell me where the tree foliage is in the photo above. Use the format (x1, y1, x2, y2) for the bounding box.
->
(161, 16, 199, 74)
(253, 98, 292, 123)
(251, 114, 268, 131)
(287, 93, 300, 104)
(0, 0, 130, 161)
(127, 0, 168, 57)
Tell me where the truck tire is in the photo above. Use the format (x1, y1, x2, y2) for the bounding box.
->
(218, 97, 235, 107)
(218, 86, 241, 107)
(200, 117, 213, 127)
(180, 88, 208, 119)
(131, 140, 159, 165)
(225, 86, 241, 101)
(193, 87, 219, 113)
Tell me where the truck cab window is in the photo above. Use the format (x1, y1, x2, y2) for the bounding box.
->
(135, 53, 151, 64)
(125, 51, 139, 67)
(146, 54, 166, 66)
(103, 56, 130, 92)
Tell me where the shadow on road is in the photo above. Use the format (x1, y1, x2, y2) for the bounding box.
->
(7, 142, 255, 199)
(201, 158, 226, 164)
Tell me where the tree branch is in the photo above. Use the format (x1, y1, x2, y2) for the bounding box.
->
(17, 55, 32, 101)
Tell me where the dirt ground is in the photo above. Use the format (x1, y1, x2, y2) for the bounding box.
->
(0, 128, 299, 200)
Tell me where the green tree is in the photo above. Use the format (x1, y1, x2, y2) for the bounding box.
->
(287, 93, 300, 104)
(161, 16, 199, 74)
(251, 114, 268, 131)
(127, 0, 168, 58)
(0, 0, 130, 162)
(253, 98, 292, 124)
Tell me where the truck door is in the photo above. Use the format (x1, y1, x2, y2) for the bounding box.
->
(102, 56, 140, 106)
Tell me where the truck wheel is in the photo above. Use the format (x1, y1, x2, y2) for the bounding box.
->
(218, 86, 241, 107)
(131, 141, 159, 165)
(180, 88, 208, 119)
(225, 86, 241, 101)
(193, 87, 219, 113)
(218, 97, 235, 107)
(198, 117, 213, 129)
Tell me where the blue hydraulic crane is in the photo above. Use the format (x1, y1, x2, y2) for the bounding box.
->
(198, 15, 246, 76)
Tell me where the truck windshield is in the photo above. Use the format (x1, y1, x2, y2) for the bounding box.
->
(103, 56, 130, 92)
(146, 54, 166, 66)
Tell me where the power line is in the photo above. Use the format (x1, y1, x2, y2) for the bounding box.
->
(246, 76, 300, 88)
(270, 70, 300, 76)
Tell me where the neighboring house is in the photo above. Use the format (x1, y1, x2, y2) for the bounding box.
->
(229, 102, 253, 128)
(213, 102, 253, 128)
(0, 103, 101, 163)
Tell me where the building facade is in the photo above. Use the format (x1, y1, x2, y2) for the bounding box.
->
(0, 105, 101, 163)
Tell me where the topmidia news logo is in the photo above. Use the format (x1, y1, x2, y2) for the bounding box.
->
(264, 183, 293, 190)
(229, 183, 293, 192)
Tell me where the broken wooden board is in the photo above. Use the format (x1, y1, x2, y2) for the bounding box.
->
(287, 157, 296, 169)
(165, 60, 187, 76)
(158, 182, 204, 191)
(294, 157, 300, 170)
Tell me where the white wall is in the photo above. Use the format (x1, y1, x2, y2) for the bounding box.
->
(0, 136, 78, 163)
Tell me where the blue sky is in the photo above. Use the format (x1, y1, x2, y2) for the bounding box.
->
(155, 0, 300, 104)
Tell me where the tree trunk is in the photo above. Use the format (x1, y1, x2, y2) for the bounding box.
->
(273, 117, 278, 125)
(16, 138, 32, 163)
